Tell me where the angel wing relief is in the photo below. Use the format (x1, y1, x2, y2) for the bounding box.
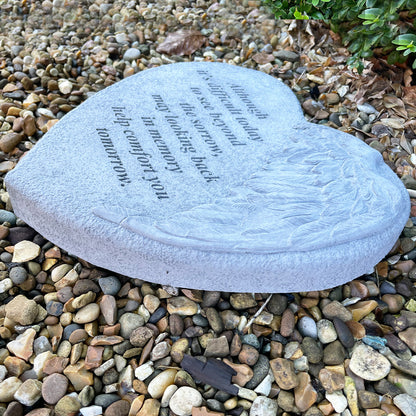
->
(92, 123, 405, 255)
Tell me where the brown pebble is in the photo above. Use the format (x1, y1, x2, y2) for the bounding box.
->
(230, 334, 242, 356)
(136, 398, 160, 416)
(23, 116, 37, 136)
(4, 401, 23, 416)
(68, 329, 88, 344)
(192, 406, 225, 416)
(90, 335, 124, 346)
(0, 225, 10, 239)
(54, 395, 81, 416)
(4, 356, 30, 377)
(294, 372, 317, 412)
(26, 410, 52, 416)
(229, 293, 257, 310)
(0, 132, 24, 153)
(348, 300, 378, 321)
(139, 336, 154, 366)
(130, 326, 154, 347)
(345, 320, 365, 339)
(42, 373, 68, 405)
(100, 295, 117, 325)
(398, 327, 416, 353)
(133, 379, 148, 395)
(252, 324, 273, 337)
(43, 357, 69, 374)
(104, 399, 130, 416)
(318, 368, 345, 393)
(280, 309, 295, 337)
(238, 344, 259, 366)
(349, 281, 369, 299)
(84, 346, 104, 370)
(102, 323, 120, 336)
(270, 358, 298, 390)
(381, 294, 405, 314)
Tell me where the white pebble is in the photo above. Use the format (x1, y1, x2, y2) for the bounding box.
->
(317, 319, 338, 344)
(254, 372, 273, 396)
(134, 361, 154, 381)
(161, 384, 178, 407)
(250, 396, 278, 416)
(80, 406, 103, 416)
(0, 278, 13, 294)
(326, 391, 348, 413)
(237, 386, 257, 401)
(169, 386, 203, 416)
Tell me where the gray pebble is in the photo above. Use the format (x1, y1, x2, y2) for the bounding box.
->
(98, 276, 121, 295)
(0, 210, 16, 225)
(63, 323, 83, 340)
(9, 266, 27, 284)
(329, 112, 342, 127)
(298, 316, 318, 339)
(246, 354, 270, 389)
(123, 48, 141, 61)
(119, 312, 145, 338)
(241, 333, 260, 349)
(94, 393, 120, 408)
(275, 50, 299, 62)
(0, 252, 12, 263)
(357, 103, 379, 115)
(33, 336, 52, 355)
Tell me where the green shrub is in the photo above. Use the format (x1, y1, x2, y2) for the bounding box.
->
(262, 0, 416, 72)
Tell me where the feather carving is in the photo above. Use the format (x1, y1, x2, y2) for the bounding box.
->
(93, 124, 403, 254)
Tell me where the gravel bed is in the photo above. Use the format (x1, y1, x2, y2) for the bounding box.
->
(1, 1, 416, 416)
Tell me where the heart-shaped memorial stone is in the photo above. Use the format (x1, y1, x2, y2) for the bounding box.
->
(5, 62, 410, 292)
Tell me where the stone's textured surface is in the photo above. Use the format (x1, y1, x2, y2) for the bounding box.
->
(294, 372, 317, 412)
(12, 240, 40, 262)
(54, 396, 82, 416)
(5, 295, 38, 325)
(13, 379, 42, 406)
(7, 328, 36, 361)
(0, 377, 22, 402)
(42, 374, 69, 404)
(167, 297, 199, 316)
(393, 394, 416, 416)
(147, 369, 177, 399)
(169, 386, 203, 416)
(249, 396, 279, 416)
(270, 358, 298, 390)
(398, 327, 416, 353)
(5, 63, 409, 292)
(349, 344, 391, 381)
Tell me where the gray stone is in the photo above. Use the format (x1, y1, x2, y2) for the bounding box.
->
(9, 267, 28, 285)
(123, 48, 141, 61)
(98, 276, 121, 296)
(5, 62, 409, 292)
(394, 394, 416, 416)
(275, 50, 300, 62)
(119, 313, 145, 339)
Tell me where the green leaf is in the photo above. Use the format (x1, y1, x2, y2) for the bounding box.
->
(387, 50, 400, 64)
(366, 0, 377, 6)
(311, 0, 319, 6)
(293, 9, 309, 19)
(392, 33, 416, 45)
(358, 8, 383, 19)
